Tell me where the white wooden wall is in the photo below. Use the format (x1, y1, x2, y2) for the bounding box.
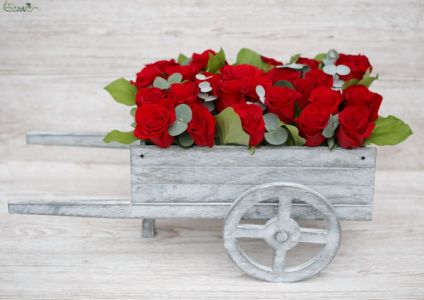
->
(0, 1, 423, 299)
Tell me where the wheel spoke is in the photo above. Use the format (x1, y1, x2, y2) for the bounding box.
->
(299, 228, 328, 244)
(276, 195, 293, 229)
(272, 248, 287, 272)
(233, 224, 266, 239)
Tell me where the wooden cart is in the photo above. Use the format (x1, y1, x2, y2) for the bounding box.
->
(9, 132, 376, 282)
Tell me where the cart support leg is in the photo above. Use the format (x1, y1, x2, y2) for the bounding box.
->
(142, 218, 156, 238)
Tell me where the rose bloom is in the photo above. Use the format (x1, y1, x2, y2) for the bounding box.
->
(135, 87, 164, 106)
(293, 69, 333, 108)
(187, 104, 216, 147)
(260, 55, 283, 66)
(163, 64, 198, 81)
(216, 78, 248, 112)
(190, 49, 216, 71)
(134, 103, 176, 148)
(296, 105, 330, 147)
(343, 85, 382, 121)
(168, 82, 199, 105)
(134, 59, 178, 88)
(336, 54, 372, 81)
(232, 102, 265, 147)
(297, 57, 320, 70)
(309, 87, 342, 114)
(268, 68, 301, 84)
(265, 86, 302, 124)
(336, 106, 375, 149)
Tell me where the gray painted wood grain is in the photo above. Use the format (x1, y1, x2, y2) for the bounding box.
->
(8, 199, 372, 221)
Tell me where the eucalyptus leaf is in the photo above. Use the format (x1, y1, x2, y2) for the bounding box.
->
(203, 101, 215, 111)
(103, 130, 137, 144)
(215, 107, 250, 145)
(198, 92, 217, 102)
(206, 48, 226, 73)
(168, 73, 183, 84)
(175, 104, 192, 123)
(323, 64, 337, 75)
(153, 76, 171, 90)
(327, 137, 338, 151)
(104, 78, 137, 106)
(322, 114, 339, 138)
(265, 126, 288, 145)
(263, 113, 280, 132)
(336, 64, 350, 76)
(198, 81, 212, 93)
(280, 63, 306, 70)
(255, 85, 265, 98)
(274, 80, 295, 89)
(168, 120, 188, 136)
(178, 132, 194, 148)
(195, 74, 212, 80)
(130, 107, 137, 117)
(365, 115, 412, 146)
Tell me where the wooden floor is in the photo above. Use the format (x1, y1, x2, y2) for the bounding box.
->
(1, 0, 424, 299)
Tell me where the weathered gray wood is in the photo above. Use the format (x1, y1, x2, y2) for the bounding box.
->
(27, 131, 128, 149)
(131, 145, 376, 168)
(8, 199, 372, 221)
(224, 183, 341, 282)
(142, 218, 156, 238)
(132, 183, 374, 204)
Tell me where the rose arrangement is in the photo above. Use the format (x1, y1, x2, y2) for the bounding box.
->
(104, 48, 412, 151)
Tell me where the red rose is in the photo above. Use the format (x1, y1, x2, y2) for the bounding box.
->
(163, 64, 198, 81)
(268, 67, 301, 84)
(309, 87, 342, 114)
(187, 104, 216, 147)
(293, 69, 333, 108)
(297, 57, 320, 70)
(190, 49, 216, 71)
(216, 79, 248, 112)
(265, 86, 301, 124)
(296, 105, 330, 147)
(232, 103, 265, 147)
(220, 64, 263, 80)
(134, 59, 178, 88)
(343, 85, 382, 121)
(260, 55, 283, 66)
(135, 87, 164, 106)
(336, 106, 375, 149)
(246, 75, 273, 102)
(168, 82, 199, 105)
(134, 103, 176, 148)
(336, 54, 372, 81)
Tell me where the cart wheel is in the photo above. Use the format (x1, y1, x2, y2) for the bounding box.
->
(223, 182, 341, 282)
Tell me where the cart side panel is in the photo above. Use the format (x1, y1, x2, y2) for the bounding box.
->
(130, 146, 376, 219)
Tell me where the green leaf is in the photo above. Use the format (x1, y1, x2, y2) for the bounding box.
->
(153, 76, 171, 89)
(168, 73, 183, 84)
(365, 115, 412, 146)
(215, 107, 249, 145)
(168, 120, 188, 136)
(284, 124, 306, 146)
(265, 126, 288, 145)
(288, 53, 301, 64)
(263, 113, 280, 131)
(274, 80, 295, 89)
(342, 78, 359, 90)
(235, 48, 266, 70)
(178, 132, 194, 148)
(177, 53, 188, 65)
(206, 48, 226, 73)
(175, 104, 192, 123)
(103, 130, 137, 144)
(327, 137, 338, 151)
(104, 78, 137, 106)
(358, 70, 379, 88)
(314, 53, 327, 62)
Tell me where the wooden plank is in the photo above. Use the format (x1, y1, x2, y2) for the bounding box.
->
(7, 199, 372, 221)
(132, 184, 374, 205)
(27, 131, 128, 149)
(131, 165, 375, 186)
(131, 145, 377, 168)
